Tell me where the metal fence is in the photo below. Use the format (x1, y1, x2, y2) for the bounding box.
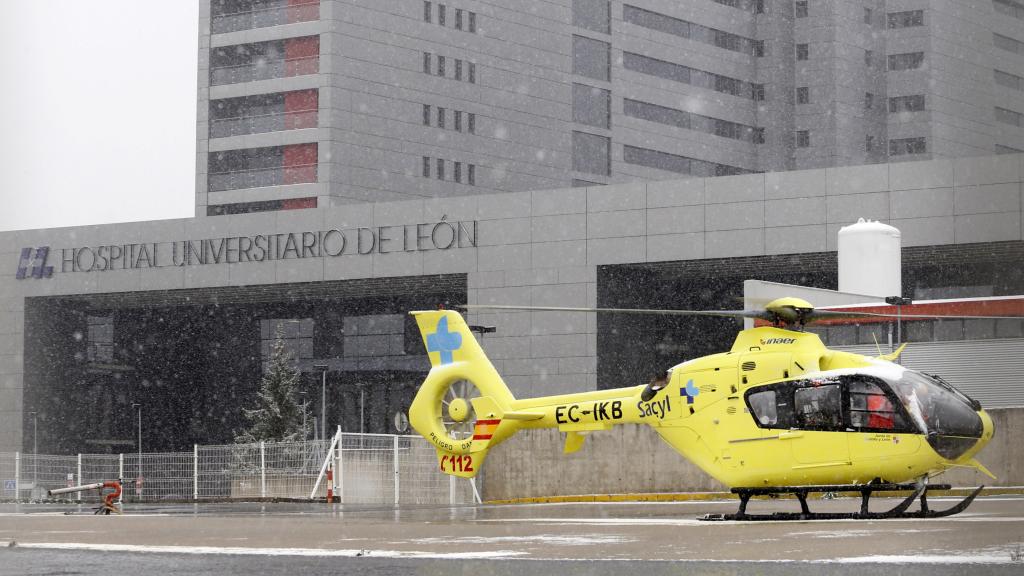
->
(0, 433, 477, 506)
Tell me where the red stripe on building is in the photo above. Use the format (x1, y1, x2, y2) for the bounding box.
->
(284, 89, 318, 130)
(284, 36, 319, 76)
(282, 143, 317, 184)
(287, 0, 320, 24)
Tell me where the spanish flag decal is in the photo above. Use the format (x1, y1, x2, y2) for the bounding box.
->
(473, 419, 501, 440)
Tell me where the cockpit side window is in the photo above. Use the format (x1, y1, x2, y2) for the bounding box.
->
(793, 384, 843, 430)
(747, 389, 778, 426)
(745, 384, 796, 430)
(847, 378, 908, 432)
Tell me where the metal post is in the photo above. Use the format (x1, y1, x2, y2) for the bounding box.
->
(118, 453, 124, 504)
(132, 403, 142, 481)
(193, 444, 199, 500)
(360, 389, 366, 435)
(313, 364, 328, 443)
(449, 473, 456, 505)
(14, 452, 19, 500)
(393, 435, 400, 506)
(260, 441, 266, 499)
(77, 454, 82, 502)
(335, 426, 343, 504)
(300, 391, 307, 440)
(29, 412, 37, 491)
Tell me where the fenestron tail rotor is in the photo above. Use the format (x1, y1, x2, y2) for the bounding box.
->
(439, 379, 481, 441)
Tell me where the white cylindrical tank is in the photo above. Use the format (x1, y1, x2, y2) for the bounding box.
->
(838, 218, 901, 298)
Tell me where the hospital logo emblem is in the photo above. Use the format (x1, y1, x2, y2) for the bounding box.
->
(16, 247, 54, 279)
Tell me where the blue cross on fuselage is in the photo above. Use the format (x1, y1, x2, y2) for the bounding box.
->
(426, 316, 462, 365)
(681, 379, 700, 404)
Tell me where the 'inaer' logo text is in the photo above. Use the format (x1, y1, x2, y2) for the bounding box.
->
(760, 337, 796, 345)
(16, 247, 54, 279)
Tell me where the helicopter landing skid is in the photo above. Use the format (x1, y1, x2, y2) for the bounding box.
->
(700, 483, 984, 521)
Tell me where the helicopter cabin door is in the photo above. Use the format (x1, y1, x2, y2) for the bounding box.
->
(786, 381, 850, 468)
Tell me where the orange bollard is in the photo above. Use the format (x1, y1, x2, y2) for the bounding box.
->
(326, 467, 334, 504)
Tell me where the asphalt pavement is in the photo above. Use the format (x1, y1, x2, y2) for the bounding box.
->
(0, 495, 1022, 574)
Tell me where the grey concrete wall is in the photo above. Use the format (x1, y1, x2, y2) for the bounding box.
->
(482, 407, 1024, 500)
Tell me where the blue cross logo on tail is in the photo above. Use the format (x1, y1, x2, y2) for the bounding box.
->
(426, 316, 462, 365)
(681, 379, 700, 404)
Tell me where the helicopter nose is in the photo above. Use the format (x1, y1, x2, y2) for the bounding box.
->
(961, 409, 995, 463)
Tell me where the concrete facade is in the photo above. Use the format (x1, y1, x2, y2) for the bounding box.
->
(2, 154, 1023, 454)
(196, 0, 1024, 215)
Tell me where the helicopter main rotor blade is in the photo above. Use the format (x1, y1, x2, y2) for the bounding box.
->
(462, 304, 767, 320)
(812, 309, 1024, 321)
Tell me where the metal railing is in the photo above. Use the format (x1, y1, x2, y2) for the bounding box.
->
(207, 162, 317, 192)
(210, 109, 318, 139)
(210, 56, 319, 86)
(212, 2, 320, 34)
(0, 433, 476, 506)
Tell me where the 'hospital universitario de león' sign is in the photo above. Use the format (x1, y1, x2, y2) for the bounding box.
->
(15, 216, 479, 279)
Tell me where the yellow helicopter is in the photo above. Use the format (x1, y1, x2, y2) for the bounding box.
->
(407, 297, 1008, 520)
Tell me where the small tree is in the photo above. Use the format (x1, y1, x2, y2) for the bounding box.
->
(235, 326, 310, 444)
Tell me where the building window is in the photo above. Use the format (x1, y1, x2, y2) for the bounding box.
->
(864, 7, 873, 24)
(796, 86, 809, 104)
(455, 8, 463, 30)
(888, 94, 925, 112)
(438, 3, 446, 25)
(888, 10, 924, 28)
(866, 134, 875, 152)
(437, 55, 445, 76)
(468, 113, 476, 133)
(469, 11, 476, 32)
(454, 161, 462, 183)
(437, 107, 446, 128)
(995, 0, 1024, 20)
(796, 43, 809, 60)
(209, 89, 319, 138)
(623, 51, 762, 100)
(573, 35, 611, 81)
(423, 104, 431, 125)
(469, 62, 476, 83)
(997, 144, 1024, 154)
(995, 69, 1024, 90)
(455, 59, 463, 80)
(455, 110, 462, 131)
(751, 83, 765, 101)
(424, 1, 432, 22)
(423, 52, 431, 74)
(623, 144, 748, 176)
(573, 83, 611, 129)
(796, 130, 810, 148)
(573, 131, 611, 175)
(574, 0, 611, 34)
(888, 52, 925, 71)
(994, 33, 1024, 54)
(865, 92, 874, 109)
(624, 98, 764, 144)
(889, 137, 926, 155)
(422, 156, 430, 177)
(623, 5, 765, 57)
(864, 49, 873, 67)
(468, 164, 476, 185)
(795, 1, 808, 18)
(437, 158, 445, 179)
(996, 106, 1023, 127)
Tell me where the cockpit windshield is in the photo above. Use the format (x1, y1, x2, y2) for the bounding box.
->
(886, 371, 983, 439)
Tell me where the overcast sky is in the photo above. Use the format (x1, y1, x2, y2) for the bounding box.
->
(0, 1, 199, 232)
